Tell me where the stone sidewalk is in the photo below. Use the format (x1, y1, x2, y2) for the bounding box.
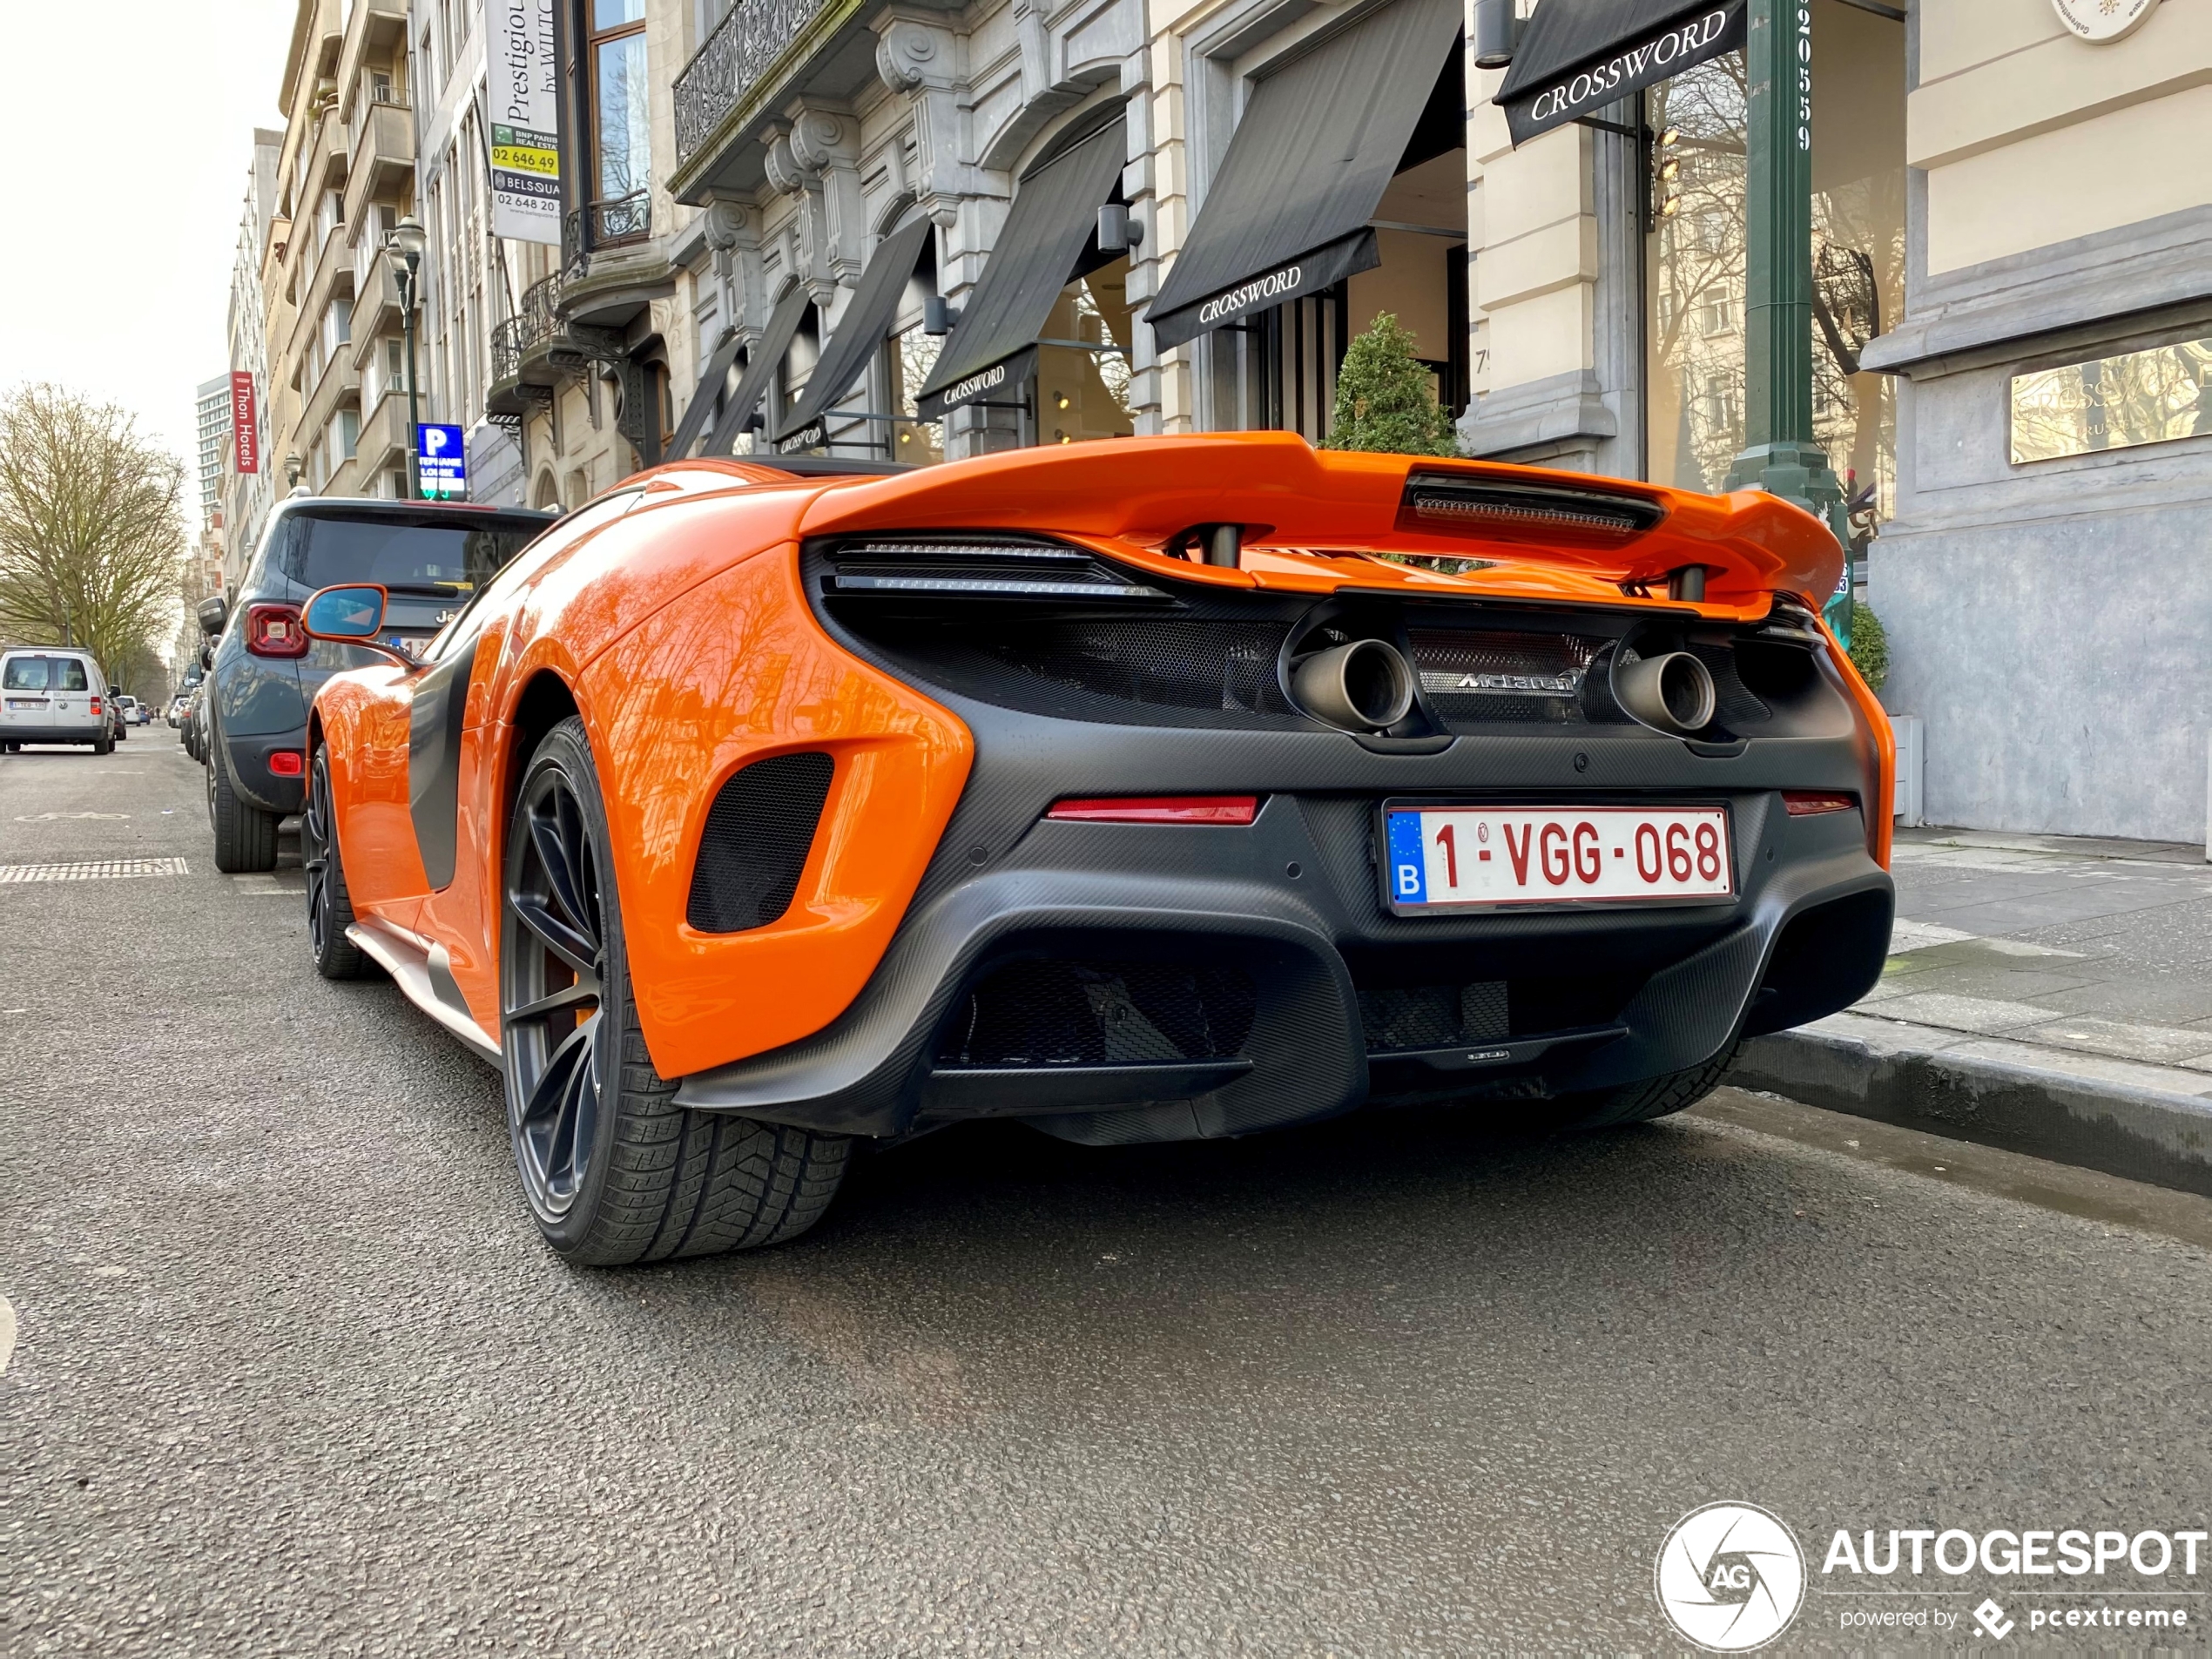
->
(1730, 826, 2212, 1194)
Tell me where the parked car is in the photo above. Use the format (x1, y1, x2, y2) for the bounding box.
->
(121, 696, 151, 725)
(166, 694, 186, 727)
(0, 647, 114, 754)
(107, 695, 128, 742)
(199, 497, 554, 872)
(301, 439, 1896, 1264)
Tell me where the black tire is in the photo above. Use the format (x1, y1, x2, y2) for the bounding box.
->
(1548, 1039, 1742, 1130)
(302, 745, 367, 980)
(499, 716, 849, 1264)
(93, 734, 112, 756)
(207, 738, 279, 873)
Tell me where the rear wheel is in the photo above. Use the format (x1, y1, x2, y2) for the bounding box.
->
(499, 717, 849, 1264)
(1548, 1040, 1741, 1130)
(93, 733, 112, 756)
(302, 745, 366, 980)
(207, 737, 278, 873)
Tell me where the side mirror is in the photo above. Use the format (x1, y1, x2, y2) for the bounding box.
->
(301, 583, 388, 641)
(197, 596, 228, 637)
(300, 583, 418, 668)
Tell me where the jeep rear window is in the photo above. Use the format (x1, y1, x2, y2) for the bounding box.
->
(52, 659, 88, 691)
(3, 657, 48, 691)
(278, 513, 544, 595)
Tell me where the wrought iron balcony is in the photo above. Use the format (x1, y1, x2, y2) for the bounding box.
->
(490, 276, 563, 383)
(674, 0, 833, 165)
(560, 192, 653, 280)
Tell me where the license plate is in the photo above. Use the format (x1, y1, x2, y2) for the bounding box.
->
(1384, 804, 1734, 912)
(6, 698, 47, 711)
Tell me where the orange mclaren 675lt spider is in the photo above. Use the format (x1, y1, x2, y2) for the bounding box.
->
(300, 434, 1894, 1262)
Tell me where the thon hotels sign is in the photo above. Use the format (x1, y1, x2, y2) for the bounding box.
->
(1502, 0, 1747, 145)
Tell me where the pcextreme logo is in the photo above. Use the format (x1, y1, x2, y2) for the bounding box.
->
(1655, 1502, 1808, 1651)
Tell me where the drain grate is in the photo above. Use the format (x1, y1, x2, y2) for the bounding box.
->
(0, 857, 190, 884)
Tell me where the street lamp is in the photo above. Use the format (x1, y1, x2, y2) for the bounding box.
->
(384, 214, 428, 499)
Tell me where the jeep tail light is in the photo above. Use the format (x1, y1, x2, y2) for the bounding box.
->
(90, 697, 102, 715)
(268, 750, 304, 778)
(246, 602, 309, 658)
(1046, 796, 1259, 825)
(1783, 792, 1856, 816)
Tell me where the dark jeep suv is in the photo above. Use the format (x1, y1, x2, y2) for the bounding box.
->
(199, 497, 554, 871)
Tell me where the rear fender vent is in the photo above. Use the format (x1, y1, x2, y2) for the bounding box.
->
(824, 536, 1170, 604)
(1399, 474, 1667, 539)
(686, 751, 835, 934)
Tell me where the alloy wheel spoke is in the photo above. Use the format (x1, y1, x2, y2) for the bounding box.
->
(521, 1018, 593, 1131)
(529, 805, 594, 941)
(510, 894, 597, 977)
(505, 976, 599, 1026)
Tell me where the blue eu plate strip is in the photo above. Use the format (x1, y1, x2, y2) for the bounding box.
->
(1386, 811, 1426, 904)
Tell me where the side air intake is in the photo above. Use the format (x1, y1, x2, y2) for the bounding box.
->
(686, 752, 835, 933)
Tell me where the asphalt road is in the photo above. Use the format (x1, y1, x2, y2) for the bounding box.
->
(5, 732, 2212, 1655)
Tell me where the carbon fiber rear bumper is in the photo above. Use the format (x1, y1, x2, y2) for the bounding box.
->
(674, 705, 1893, 1141)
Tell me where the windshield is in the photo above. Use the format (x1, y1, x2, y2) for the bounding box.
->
(277, 512, 544, 595)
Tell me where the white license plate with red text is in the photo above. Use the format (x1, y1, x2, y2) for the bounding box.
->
(1384, 806, 1734, 911)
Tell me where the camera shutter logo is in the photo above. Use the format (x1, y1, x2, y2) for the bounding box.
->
(1655, 1502, 1806, 1651)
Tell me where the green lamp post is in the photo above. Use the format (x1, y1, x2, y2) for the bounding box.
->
(1723, 0, 1852, 644)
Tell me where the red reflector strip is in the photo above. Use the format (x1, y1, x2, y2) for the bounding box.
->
(1046, 795, 1258, 826)
(268, 751, 304, 777)
(1783, 792, 1856, 816)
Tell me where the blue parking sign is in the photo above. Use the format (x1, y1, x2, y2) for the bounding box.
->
(417, 423, 468, 500)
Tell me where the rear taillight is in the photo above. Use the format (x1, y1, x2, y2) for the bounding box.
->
(267, 751, 304, 778)
(246, 602, 309, 658)
(89, 697, 102, 715)
(1784, 792, 1856, 816)
(1046, 796, 1259, 825)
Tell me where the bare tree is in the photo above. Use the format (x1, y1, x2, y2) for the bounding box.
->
(0, 383, 185, 684)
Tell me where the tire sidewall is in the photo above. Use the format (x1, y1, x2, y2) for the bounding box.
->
(501, 718, 644, 1254)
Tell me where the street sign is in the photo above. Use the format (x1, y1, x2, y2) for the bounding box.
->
(417, 423, 468, 500)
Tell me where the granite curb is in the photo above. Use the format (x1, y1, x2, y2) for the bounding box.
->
(1729, 1025, 2212, 1200)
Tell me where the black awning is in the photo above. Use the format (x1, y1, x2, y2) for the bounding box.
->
(700, 281, 813, 456)
(664, 328, 747, 459)
(772, 215, 935, 448)
(1494, 0, 1745, 145)
(1145, 0, 1462, 350)
(914, 119, 1129, 421)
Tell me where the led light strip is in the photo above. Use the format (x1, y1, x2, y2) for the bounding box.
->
(833, 573, 1166, 599)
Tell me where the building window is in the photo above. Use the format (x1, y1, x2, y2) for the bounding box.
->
(588, 0, 651, 240)
(339, 408, 360, 461)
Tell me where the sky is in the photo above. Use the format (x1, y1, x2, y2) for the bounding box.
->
(0, 1, 299, 482)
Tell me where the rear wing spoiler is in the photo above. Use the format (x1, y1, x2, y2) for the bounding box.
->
(795, 432, 1844, 611)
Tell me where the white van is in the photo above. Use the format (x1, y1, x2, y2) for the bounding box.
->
(0, 648, 113, 753)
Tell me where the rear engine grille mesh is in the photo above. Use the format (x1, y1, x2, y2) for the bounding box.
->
(941, 961, 1258, 1067)
(686, 752, 834, 934)
(872, 619, 1299, 724)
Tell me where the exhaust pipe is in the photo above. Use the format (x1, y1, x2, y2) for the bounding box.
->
(1615, 650, 1716, 734)
(1293, 638, 1414, 732)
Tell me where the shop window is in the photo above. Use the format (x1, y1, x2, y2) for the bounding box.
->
(1207, 46, 1469, 442)
(887, 326, 945, 463)
(1644, 0, 1904, 523)
(1036, 257, 1136, 445)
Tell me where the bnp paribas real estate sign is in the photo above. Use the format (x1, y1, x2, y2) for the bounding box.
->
(488, 0, 561, 246)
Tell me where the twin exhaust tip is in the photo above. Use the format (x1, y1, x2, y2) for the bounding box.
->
(1615, 650, 1716, 734)
(1292, 639, 1415, 732)
(1293, 638, 1716, 737)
